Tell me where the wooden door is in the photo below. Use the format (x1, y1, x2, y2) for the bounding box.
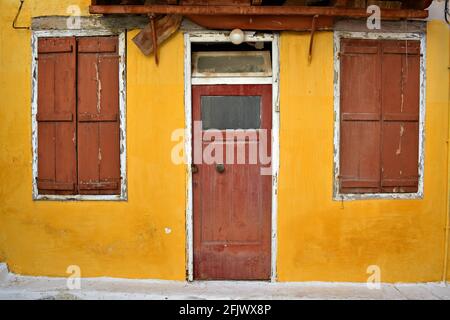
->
(192, 85, 272, 280)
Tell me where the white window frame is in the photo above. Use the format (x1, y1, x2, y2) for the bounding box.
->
(333, 31, 426, 201)
(184, 31, 280, 281)
(31, 29, 127, 201)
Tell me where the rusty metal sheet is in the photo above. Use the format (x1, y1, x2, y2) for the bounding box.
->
(132, 14, 182, 56)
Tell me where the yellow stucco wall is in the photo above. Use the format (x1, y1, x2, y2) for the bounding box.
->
(0, 0, 449, 282)
(0, 0, 186, 279)
(277, 22, 450, 282)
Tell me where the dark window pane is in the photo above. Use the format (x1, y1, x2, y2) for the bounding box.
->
(201, 96, 261, 130)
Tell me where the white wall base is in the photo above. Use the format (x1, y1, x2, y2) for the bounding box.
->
(0, 263, 9, 284)
(0, 271, 448, 300)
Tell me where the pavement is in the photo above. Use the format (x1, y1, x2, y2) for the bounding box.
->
(0, 263, 449, 300)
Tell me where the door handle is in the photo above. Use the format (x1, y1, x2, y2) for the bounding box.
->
(216, 164, 225, 173)
(191, 164, 199, 174)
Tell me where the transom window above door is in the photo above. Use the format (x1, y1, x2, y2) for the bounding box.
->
(192, 51, 272, 77)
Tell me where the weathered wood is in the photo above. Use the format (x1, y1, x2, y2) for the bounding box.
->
(90, 4, 429, 19)
(186, 14, 334, 31)
(132, 14, 182, 56)
(332, 0, 349, 6)
(77, 36, 121, 195)
(37, 37, 77, 196)
(192, 84, 272, 280)
(402, 0, 433, 10)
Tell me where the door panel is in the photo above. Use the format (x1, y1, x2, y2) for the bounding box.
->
(193, 85, 272, 280)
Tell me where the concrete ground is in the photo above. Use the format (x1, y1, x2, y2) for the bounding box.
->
(0, 264, 449, 300)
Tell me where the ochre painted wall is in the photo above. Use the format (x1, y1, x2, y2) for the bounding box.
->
(0, 0, 186, 279)
(0, 0, 449, 282)
(447, 27, 450, 282)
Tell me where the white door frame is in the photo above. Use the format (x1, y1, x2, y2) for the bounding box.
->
(183, 31, 280, 282)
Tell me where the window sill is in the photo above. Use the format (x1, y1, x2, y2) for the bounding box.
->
(33, 194, 127, 201)
(333, 192, 424, 201)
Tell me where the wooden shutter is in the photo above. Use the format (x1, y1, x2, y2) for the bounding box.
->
(380, 40, 420, 193)
(339, 39, 382, 194)
(37, 37, 77, 195)
(77, 37, 120, 195)
(339, 39, 421, 194)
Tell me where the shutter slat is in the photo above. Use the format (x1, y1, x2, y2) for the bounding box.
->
(340, 179, 380, 188)
(79, 181, 119, 190)
(37, 112, 73, 122)
(38, 39, 73, 54)
(382, 41, 420, 55)
(341, 113, 380, 121)
(37, 181, 75, 191)
(78, 113, 118, 122)
(383, 113, 419, 122)
(381, 179, 419, 187)
(77, 37, 117, 53)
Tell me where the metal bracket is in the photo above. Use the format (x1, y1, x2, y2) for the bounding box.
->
(12, 0, 30, 30)
(308, 15, 319, 64)
(149, 14, 159, 65)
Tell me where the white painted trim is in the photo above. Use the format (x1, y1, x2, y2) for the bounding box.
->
(184, 31, 280, 282)
(31, 29, 127, 201)
(188, 31, 274, 43)
(270, 33, 280, 282)
(192, 77, 273, 85)
(184, 32, 194, 281)
(333, 31, 426, 201)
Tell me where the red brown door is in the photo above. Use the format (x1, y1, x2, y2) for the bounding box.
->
(192, 85, 272, 280)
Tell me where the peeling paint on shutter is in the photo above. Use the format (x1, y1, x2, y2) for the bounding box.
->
(339, 38, 421, 194)
(77, 37, 120, 195)
(381, 40, 420, 193)
(339, 39, 382, 194)
(37, 37, 77, 195)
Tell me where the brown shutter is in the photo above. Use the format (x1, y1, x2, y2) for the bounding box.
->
(37, 37, 77, 195)
(339, 39, 382, 194)
(77, 37, 121, 195)
(380, 40, 420, 193)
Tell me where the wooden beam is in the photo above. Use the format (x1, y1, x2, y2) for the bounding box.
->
(186, 14, 334, 31)
(332, 0, 349, 7)
(89, 5, 429, 19)
(402, 0, 433, 10)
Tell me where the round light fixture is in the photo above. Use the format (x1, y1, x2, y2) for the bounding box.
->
(229, 29, 244, 45)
